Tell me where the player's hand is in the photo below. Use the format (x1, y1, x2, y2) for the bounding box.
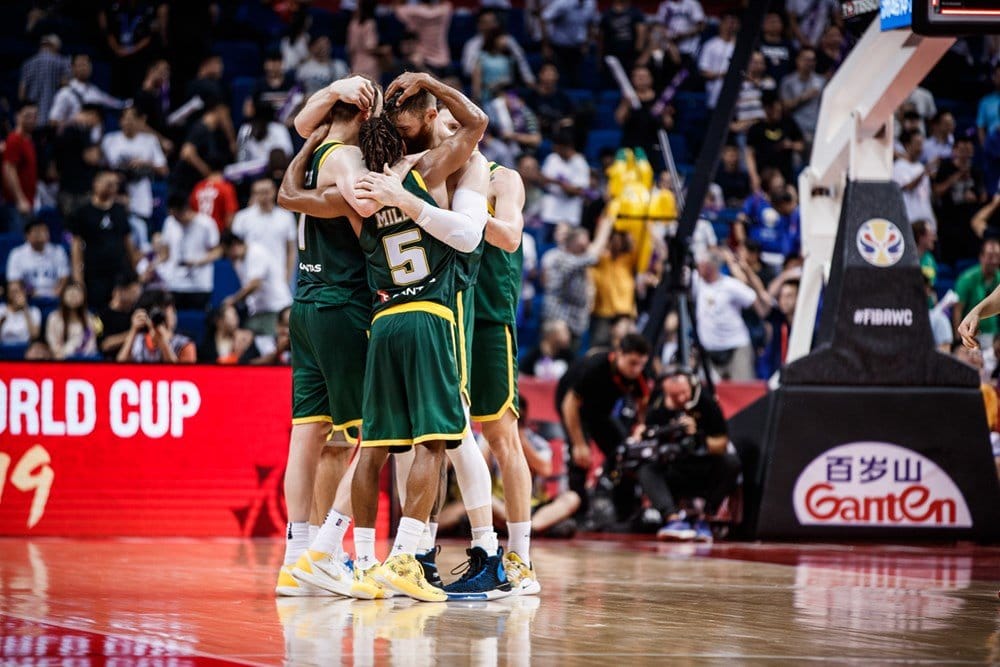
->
(330, 76, 376, 111)
(386, 72, 433, 104)
(355, 164, 406, 207)
(958, 310, 981, 350)
(571, 442, 592, 470)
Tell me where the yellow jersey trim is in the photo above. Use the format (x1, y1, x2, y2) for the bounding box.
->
(330, 418, 363, 433)
(471, 325, 520, 423)
(372, 300, 455, 325)
(456, 290, 469, 392)
(292, 415, 333, 425)
(315, 141, 344, 171)
(411, 169, 429, 193)
(361, 431, 466, 448)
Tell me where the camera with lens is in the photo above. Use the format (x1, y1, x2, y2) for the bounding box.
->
(616, 421, 700, 471)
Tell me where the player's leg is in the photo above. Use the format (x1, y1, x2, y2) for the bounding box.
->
(311, 443, 351, 530)
(350, 445, 390, 599)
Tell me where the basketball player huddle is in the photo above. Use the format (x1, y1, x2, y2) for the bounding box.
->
(274, 72, 537, 602)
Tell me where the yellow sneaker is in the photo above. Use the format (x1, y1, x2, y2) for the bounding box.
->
(351, 564, 390, 600)
(291, 550, 353, 597)
(375, 554, 447, 602)
(502, 552, 540, 596)
(276, 564, 334, 597)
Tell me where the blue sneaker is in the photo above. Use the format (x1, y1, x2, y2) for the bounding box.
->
(657, 519, 695, 542)
(443, 546, 512, 600)
(692, 520, 714, 543)
(416, 545, 443, 589)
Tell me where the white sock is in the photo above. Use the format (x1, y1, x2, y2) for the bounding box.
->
(313, 509, 351, 556)
(417, 523, 435, 554)
(354, 527, 377, 571)
(471, 524, 499, 556)
(507, 521, 531, 563)
(308, 524, 319, 544)
(389, 517, 425, 559)
(283, 521, 310, 566)
(428, 521, 439, 544)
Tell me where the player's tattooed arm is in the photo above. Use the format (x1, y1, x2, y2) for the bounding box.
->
(485, 167, 525, 252)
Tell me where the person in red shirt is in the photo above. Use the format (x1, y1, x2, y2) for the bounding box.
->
(2, 101, 39, 233)
(189, 160, 238, 232)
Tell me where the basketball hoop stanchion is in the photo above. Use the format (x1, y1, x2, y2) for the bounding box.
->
(729, 9, 1000, 540)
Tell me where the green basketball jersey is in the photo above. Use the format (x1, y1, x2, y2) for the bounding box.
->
(475, 162, 523, 325)
(295, 141, 369, 308)
(359, 170, 459, 315)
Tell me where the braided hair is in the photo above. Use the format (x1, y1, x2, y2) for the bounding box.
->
(359, 99, 405, 170)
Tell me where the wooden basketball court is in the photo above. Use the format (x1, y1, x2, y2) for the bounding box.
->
(2, 537, 998, 664)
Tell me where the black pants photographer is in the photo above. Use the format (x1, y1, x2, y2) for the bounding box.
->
(638, 369, 741, 533)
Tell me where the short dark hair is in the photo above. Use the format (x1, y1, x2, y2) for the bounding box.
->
(167, 192, 190, 212)
(902, 110, 922, 122)
(220, 229, 245, 248)
(780, 278, 800, 292)
(899, 129, 922, 148)
(385, 87, 435, 122)
(618, 332, 651, 356)
(24, 218, 47, 233)
(113, 270, 140, 289)
(16, 99, 38, 112)
(137, 288, 174, 311)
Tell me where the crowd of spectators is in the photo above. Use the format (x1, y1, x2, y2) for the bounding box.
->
(0, 0, 997, 392)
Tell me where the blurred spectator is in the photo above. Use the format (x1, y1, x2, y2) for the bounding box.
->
(158, 194, 219, 310)
(6, 218, 69, 300)
(655, 0, 705, 66)
(954, 238, 1000, 344)
(18, 34, 69, 125)
(520, 318, 574, 380)
(540, 129, 590, 233)
(893, 108, 924, 157)
(616, 66, 673, 166)
(786, 0, 841, 50)
(716, 143, 751, 207)
(117, 288, 196, 363)
(255, 51, 298, 119)
(132, 59, 173, 153)
(220, 230, 293, 336)
(0, 282, 42, 346)
(488, 88, 542, 157)
(693, 248, 761, 381)
(636, 23, 682, 93)
(347, 0, 380, 81)
(779, 48, 825, 143)
(171, 96, 234, 197)
(24, 340, 53, 360)
(738, 239, 777, 288)
(183, 56, 237, 155)
(393, 0, 454, 77)
(102, 106, 169, 224)
(54, 103, 104, 217)
(2, 101, 39, 233)
(96, 271, 142, 359)
(252, 306, 291, 365)
(541, 0, 598, 88)
(599, 0, 647, 73)
(524, 63, 572, 136)
(736, 168, 785, 243)
(69, 171, 139, 309)
(926, 276, 952, 352)
(761, 278, 797, 377)
(745, 94, 804, 190)
(232, 178, 296, 283)
(97, 0, 160, 98)
(893, 130, 937, 227)
(49, 54, 128, 130)
(478, 125, 518, 168)
(923, 111, 956, 163)
(198, 303, 257, 363)
(383, 32, 429, 83)
(759, 12, 794, 83)
(237, 97, 294, 164)
(280, 9, 311, 72)
(518, 153, 545, 225)
(937, 136, 985, 263)
(590, 230, 638, 347)
(906, 84, 937, 131)
(297, 36, 349, 97)
(542, 215, 613, 343)
(698, 11, 739, 110)
(730, 52, 773, 141)
(912, 220, 937, 287)
(814, 24, 846, 78)
(462, 10, 534, 87)
(190, 164, 239, 232)
(45, 281, 100, 360)
(473, 33, 517, 105)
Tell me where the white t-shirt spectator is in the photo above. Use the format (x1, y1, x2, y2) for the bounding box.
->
(231, 205, 296, 280)
(693, 273, 757, 351)
(49, 80, 127, 126)
(296, 59, 349, 96)
(540, 151, 590, 227)
(656, 0, 706, 57)
(5, 242, 69, 299)
(101, 130, 167, 219)
(0, 303, 42, 345)
(923, 135, 954, 163)
(236, 243, 293, 317)
(892, 157, 937, 227)
(236, 122, 294, 163)
(699, 36, 736, 109)
(779, 71, 826, 137)
(159, 213, 220, 294)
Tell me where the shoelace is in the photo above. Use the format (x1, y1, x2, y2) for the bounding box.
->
(450, 548, 486, 582)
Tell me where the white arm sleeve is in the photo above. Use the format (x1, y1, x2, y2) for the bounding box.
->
(414, 188, 487, 253)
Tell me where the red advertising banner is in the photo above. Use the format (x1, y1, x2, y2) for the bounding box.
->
(0, 362, 295, 537)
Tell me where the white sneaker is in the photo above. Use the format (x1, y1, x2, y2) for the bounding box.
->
(276, 564, 335, 597)
(291, 550, 354, 597)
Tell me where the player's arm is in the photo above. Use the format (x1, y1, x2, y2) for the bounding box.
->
(388, 73, 488, 189)
(485, 167, 525, 252)
(356, 162, 488, 253)
(278, 124, 354, 219)
(293, 76, 376, 138)
(958, 282, 1000, 349)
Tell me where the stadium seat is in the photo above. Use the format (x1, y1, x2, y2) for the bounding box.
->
(506, 8, 528, 46)
(935, 278, 955, 301)
(597, 90, 621, 107)
(954, 258, 977, 276)
(585, 129, 623, 165)
(176, 309, 208, 344)
(935, 263, 955, 282)
(213, 41, 261, 83)
(212, 259, 242, 308)
(668, 133, 690, 164)
(307, 7, 336, 40)
(449, 11, 476, 62)
(565, 88, 594, 107)
(0, 344, 29, 361)
(0, 232, 21, 271)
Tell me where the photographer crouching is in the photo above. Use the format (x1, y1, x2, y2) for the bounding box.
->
(631, 367, 741, 542)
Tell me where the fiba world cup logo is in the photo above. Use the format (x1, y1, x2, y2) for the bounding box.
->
(856, 219, 904, 268)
